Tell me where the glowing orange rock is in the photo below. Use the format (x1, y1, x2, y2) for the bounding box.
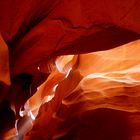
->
(23, 40, 140, 140)
(0, 0, 140, 78)
(1, 0, 140, 139)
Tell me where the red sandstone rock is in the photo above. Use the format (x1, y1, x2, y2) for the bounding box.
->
(0, 0, 140, 140)
(25, 40, 140, 140)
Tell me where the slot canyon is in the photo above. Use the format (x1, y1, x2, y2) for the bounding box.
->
(1, 0, 140, 140)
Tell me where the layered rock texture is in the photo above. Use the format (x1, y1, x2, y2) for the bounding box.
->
(0, 0, 140, 140)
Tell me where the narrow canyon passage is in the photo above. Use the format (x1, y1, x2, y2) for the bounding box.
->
(0, 0, 140, 140)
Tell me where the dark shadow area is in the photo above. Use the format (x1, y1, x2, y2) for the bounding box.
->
(58, 108, 131, 140)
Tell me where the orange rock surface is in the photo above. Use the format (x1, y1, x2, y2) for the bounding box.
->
(23, 40, 140, 140)
(0, 0, 140, 140)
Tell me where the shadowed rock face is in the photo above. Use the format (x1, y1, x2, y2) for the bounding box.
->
(0, 0, 140, 140)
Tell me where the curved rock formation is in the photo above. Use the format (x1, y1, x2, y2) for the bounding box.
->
(0, 0, 140, 140)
